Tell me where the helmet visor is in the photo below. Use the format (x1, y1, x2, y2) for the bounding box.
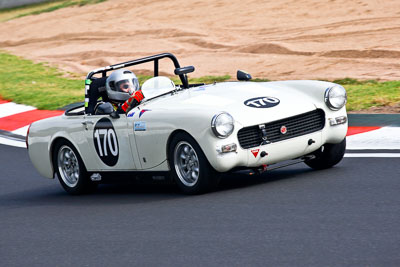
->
(116, 79, 138, 93)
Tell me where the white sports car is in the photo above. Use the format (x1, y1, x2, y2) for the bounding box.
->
(27, 53, 348, 194)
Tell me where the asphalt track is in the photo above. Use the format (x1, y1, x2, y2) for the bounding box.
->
(1, 144, 399, 266)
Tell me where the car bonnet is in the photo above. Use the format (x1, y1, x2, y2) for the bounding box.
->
(139, 81, 318, 127)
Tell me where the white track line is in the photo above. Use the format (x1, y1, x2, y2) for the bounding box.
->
(345, 153, 400, 158)
(346, 127, 400, 150)
(0, 137, 26, 148)
(0, 102, 36, 118)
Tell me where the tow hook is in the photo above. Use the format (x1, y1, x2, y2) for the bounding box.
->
(250, 164, 268, 175)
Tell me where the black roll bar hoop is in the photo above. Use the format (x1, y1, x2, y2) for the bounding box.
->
(84, 53, 189, 114)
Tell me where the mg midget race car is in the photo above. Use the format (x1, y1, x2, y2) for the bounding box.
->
(27, 53, 348, 194)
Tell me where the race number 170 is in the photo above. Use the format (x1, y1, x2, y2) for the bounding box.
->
(94, 129, 118, 157)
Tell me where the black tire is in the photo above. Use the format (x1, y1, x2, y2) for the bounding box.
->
(168, 132, 219, 194)
(53, 140, 97, 195)
(305, 138, 346, 170)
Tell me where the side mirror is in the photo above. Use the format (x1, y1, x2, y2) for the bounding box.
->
(174, 66, 195, 75)
(110, 110, 120, 119)
(237, 70, 252, 81)
(96, 102, 114, 115)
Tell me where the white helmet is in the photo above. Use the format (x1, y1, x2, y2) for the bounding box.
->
(105, 69, 140, 102)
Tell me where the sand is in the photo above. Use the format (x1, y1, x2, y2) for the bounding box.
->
(0, 0, 400, 81)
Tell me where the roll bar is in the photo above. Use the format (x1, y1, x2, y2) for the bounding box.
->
(84, 53, 192, 114)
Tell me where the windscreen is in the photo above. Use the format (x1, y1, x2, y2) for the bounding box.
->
(141, 76, 175, 100)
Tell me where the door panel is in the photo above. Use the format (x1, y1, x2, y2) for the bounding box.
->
(126, 108, 170, 170)
(83, 114, 137, 171)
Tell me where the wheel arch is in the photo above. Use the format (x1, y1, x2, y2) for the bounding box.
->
(166, 129, 211, 169)
(50, 137, 88, 176)
(166, 130, 192, 165)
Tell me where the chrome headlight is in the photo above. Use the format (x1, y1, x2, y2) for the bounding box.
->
(325, 85, 347, 110)
(211, 112, 234, 138)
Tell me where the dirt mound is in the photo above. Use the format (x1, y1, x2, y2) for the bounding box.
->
(0, 0, 400, 81)
(235, 43, 313, 56)
(321, 49, 400, 59)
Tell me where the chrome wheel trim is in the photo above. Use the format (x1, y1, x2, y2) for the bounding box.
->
(174, 141, 200, 187)
(57, 145, 80, 188)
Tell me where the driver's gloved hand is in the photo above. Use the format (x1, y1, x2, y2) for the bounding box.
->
(121, 90, 144, 113)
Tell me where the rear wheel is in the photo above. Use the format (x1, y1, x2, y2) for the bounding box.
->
(53, 140, 97, 195)
(305, 138, 346, 170)
(169, 132, 219, 194)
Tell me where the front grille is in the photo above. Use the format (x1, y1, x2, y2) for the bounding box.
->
(237, 109, 325, 149)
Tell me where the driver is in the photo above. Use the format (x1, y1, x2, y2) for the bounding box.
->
(105, 69, 144, 113)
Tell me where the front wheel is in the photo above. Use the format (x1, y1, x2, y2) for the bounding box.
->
(53, 140, 97, 195)
(305, 138, 346, 170)
(169, 132, 219, 194)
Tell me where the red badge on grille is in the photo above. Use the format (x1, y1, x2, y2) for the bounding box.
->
(251, 149, 260, 158)
(280, 126, 287, 134)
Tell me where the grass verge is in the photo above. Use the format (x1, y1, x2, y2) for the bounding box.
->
(0, 52, 83, 109)
(0, 0, 106, 22)
(0, 52, 399, 111)
(332, 78, 400, 111)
